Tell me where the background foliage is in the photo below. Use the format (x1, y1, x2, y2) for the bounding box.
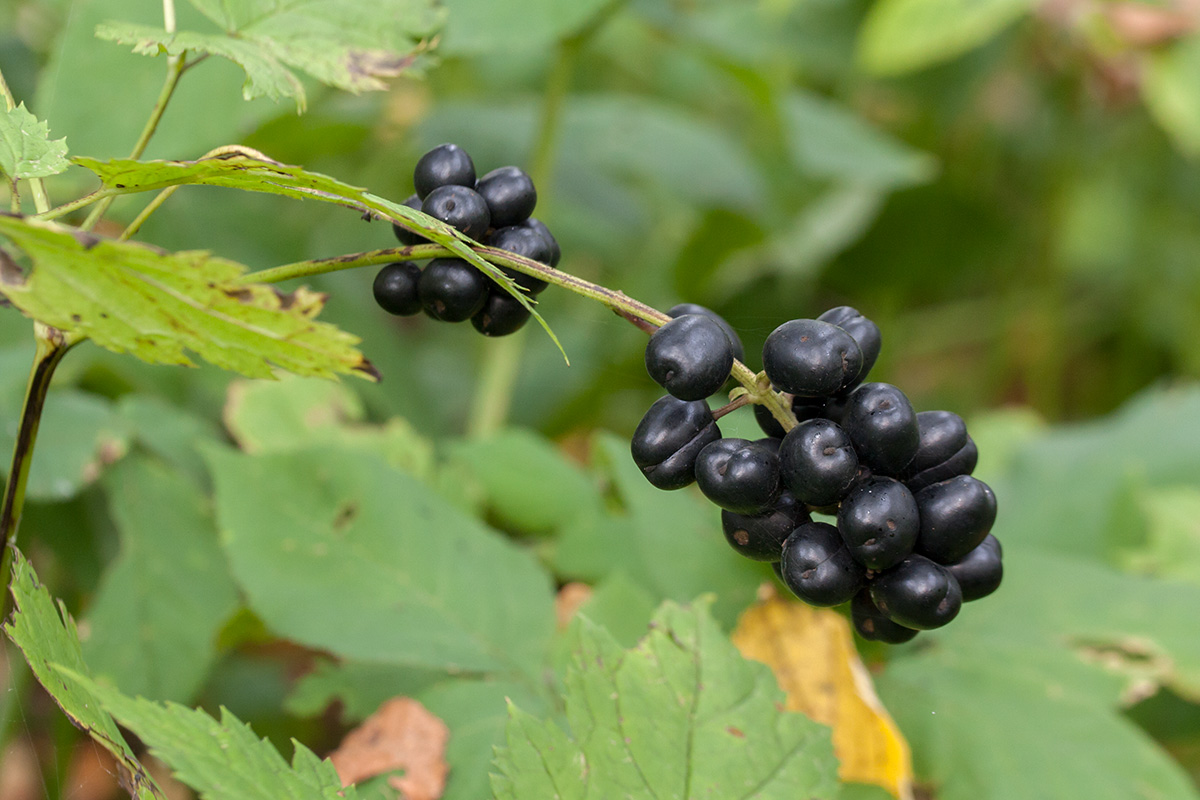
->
(2, 0, 1200, 798)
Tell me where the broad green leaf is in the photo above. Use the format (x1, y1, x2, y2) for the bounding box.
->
(439, 0, 610, 54)
(1143, 37, 1200, 158)
(1120, 486, 1200, 585)
(3, 550, 165, 799)
(117, 394, 223, 486)
(553, 432, 762, 628)
(448, 429, 600, 534)
(492, 600, 840, 799)
(0, 102, 69, 180)
(857, 0, 1034, 76)
(60, 667, 357, 800)
(82, 456, 240, 702)
(206, 444, 556, 675)
(0, 215, 375, 380)
(97, 0, 443, 112)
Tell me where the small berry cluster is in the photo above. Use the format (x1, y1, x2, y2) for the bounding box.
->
(372, 143, 561, 336)
(630, 307, 1001, 643)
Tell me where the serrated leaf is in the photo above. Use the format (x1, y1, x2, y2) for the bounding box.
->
(1143, 37, 1200, 158)
(82, 456, 240, 702)
(96, 0, 443, 112)
(492, 599, 840, 799)
(0, 214, 374, 380)
(3, 550, 165, 799)
(857, 0, 1034, 76)
(0, 102, 69, 180)
(205, 444, 556, 675)
(58, 667, 358, 800)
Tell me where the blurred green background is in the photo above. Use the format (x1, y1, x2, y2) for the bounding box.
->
(2, 0, 1200, 798)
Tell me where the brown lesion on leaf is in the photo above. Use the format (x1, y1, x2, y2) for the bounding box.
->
(222, 287, 255, 304)
(353, 357, 382, 382)
(0, 247, 27, 288)
(1072, 635, 1178, 706)
(333, 501, 359, 532)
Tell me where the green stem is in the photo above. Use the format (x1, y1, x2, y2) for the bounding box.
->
(466, 328, 528, 437)
(33, 187, 122, 222)
(119, 185, 180, 240)
(1, 324, 74, 616)
(0, 65, 52, 214)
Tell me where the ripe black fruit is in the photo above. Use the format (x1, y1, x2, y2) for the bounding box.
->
(645, 314, 734, 401)
(391, 194, 428, 246)
(694, 438, 780, 514)
(778, 419, 859, 507)
(418, 258, 489, 322)
(851, 589, 919, 643)
(817, 306, 882, 383)
(372, 261, 422, 316)
(945, 535, 1003, 601)
(836, 476, 920, 570)
(422, 185, 491, 241)
(667, 303, 745, 363)
(471, 291, 531, 336)
(870, 555, 963, 630)
(904, 413, 978, 493)
(414, 143, 476, 199)
(721, 492, 809, 562)
(841, 383, 920, 476)
(914, 475, 998, 563)
(487, 226, 551, 294)
(631, 396, 721, 490)
(779, 522, 865, 607)
(476, 166, 537, 227)
(518, 218, 560, 267)
(762, 319, 864, 398)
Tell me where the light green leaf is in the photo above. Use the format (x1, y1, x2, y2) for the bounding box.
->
(0, 102, 69, 180)
(117, 394, 223, 486)
(3, 550, 165, 799)
(439, 0, 609, 54)
(59, 667, 357, 800)
(857, 0, 1034, 76)
(1120, 486, 1200, 585)
(206, 444, 556, 675)
(492, 600, 840, 799)
(0, 215, 375, 380)
(96, 0, 443, 112)
(82, 456, 240, 702)
(1143, 37, 1200, 158)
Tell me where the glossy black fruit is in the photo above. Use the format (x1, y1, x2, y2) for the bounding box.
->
(836, 476, 920, 570)
(391, 194, 428, 246)
(870, 555, 963, 630)
(372, 261, 422, 316)
(471, 290, 531, 336)
(779, 522, 866, 606)
(945, 535, 1003, 601)
(841, 383, 920, 476)
(695, 438, 780, 514)
(753, 395, 825, 439)
(518, 218, 561, 267)
(417, 258, 489, 322)
(476, 166, 537, 227)
(762, 319, 863, 398)
(421, 185, 491, 241)
(630, 396, 721, 490)
(645, 314, 735, 401)
(914, 475, 998, 563)
(414, 143, 476, 199)
(778, 419, 859, 507)
(487, 226, 551, 294)
(721, 491, 810, 562)
(667, 303, 745, 363)
(905, 435, 978, 494)
(904, 411, 967, 476)
(851, 590, 919, 644)
(817, 306, 882, 383)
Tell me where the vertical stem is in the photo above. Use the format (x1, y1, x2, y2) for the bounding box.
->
(0, 325, 72, 615)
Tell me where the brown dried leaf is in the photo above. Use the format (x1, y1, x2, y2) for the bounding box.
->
(329, 697, 448, 800)
(555, 582, 593, 629)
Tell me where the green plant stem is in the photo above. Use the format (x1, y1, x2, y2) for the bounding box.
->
(6, 179, 17, 214)
(33, 187, 122, 222)
(119, 186, 180, 240)
(0, 324, 74, 615)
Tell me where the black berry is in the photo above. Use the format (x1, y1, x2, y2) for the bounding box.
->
(694, 438, 780, 514)
(418, 258, 488, 322)
(754, 395, 825, 439)
(870, 555, 963, 630)
(422, 185, 491, 241)
(945, 535, 1003, 601)
(762, 319, 864, 398)
(841, 383, 920, 476)
(487, 226, 551, 294)
(836, 476, 920, 570)
(645, 314, 734, 401)
(667, 303, 745, 363)
(778, 418, 859, 507)
(476, 166, 537, 227)
(372, 261, 423, 316)
(904, 412, 978, 493)
(471, 290, 532, 337)
(630, 396, 721, 490)
(851, 589, 919, 643)
(779, 522, 866, 607)
(391, 194, 428, 246)
(518, 218, 561, 267)
(414, 143, 476, 199)
(914, 475, 998, 564)
(721, 491, 810, 562)
(817, 306, 882, 384)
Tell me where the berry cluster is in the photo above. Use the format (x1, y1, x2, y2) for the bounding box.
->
(372, 143, 561, 336)
(630, 307, 1001, 643)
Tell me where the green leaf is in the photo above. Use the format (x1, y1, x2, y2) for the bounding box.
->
(116, 394, 223, 486)
(1143, 37, 1200, 158)
(0, 215, 375, 380)
(82, 456, 240, 702)
(96, 0, 443, 112)
(205, 444, 557, 675)
(492, 599, 840, 799)
(0, 102, 69, 180)
(1119, 486, 1200, 585)
(857, 0, 1034, 76)
(59, 667, 358, 800)
(438, 0, 610, 54)
(3, 550, 165, 799)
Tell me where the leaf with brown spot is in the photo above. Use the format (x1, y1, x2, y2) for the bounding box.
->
(329, 697, 448, 800)
(732, 589, 915, 800)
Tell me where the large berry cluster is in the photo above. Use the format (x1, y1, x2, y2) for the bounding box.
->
(630, 306, 1001, 643)
(372, 143, 560, 336)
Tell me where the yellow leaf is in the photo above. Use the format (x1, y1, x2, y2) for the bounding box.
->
(732, 589, 914, 799)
